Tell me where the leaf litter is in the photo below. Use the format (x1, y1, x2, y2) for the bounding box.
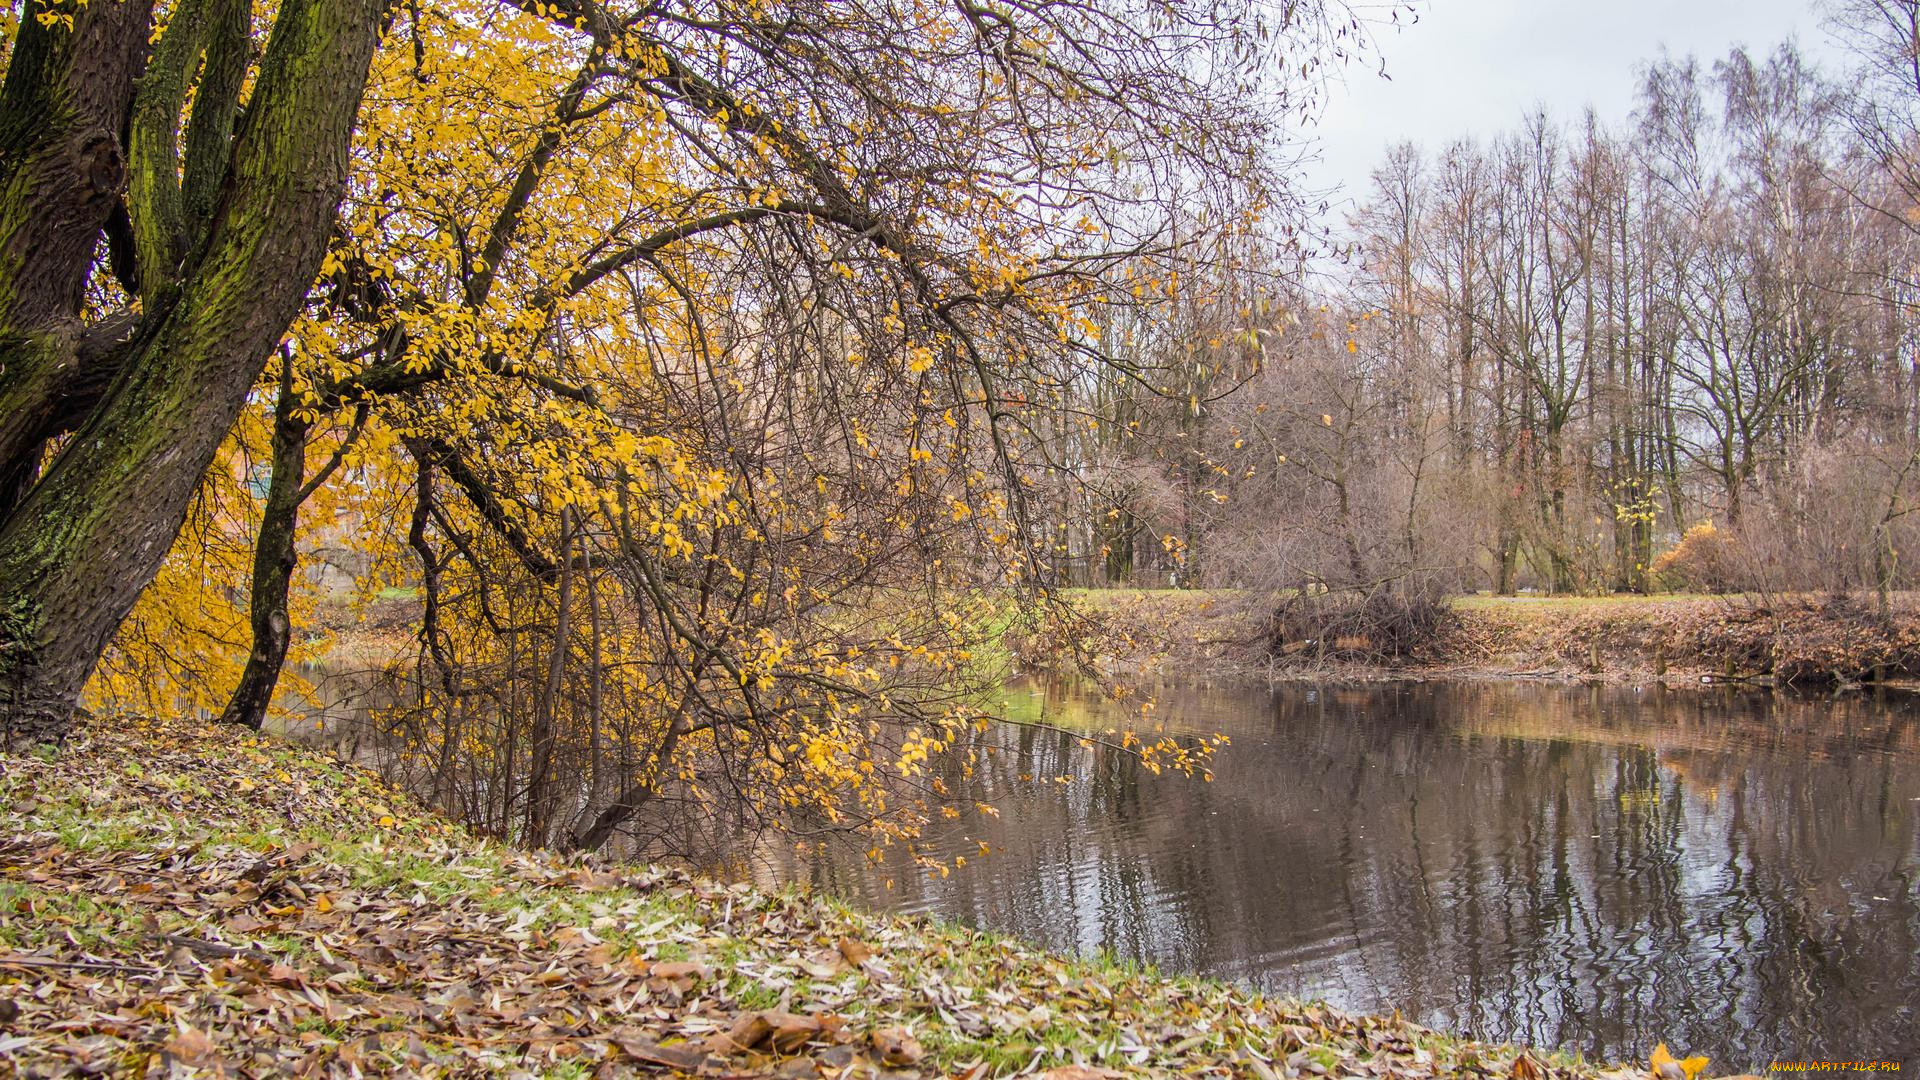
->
(3, 714, 1623, 1078)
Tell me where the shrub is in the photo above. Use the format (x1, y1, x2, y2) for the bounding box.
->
(1652, 520, 1739, 593)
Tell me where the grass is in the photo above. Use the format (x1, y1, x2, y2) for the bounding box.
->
(945, 585, 1920, 686)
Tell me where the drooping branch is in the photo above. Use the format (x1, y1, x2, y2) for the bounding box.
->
(561, 202, 837, 297)
(407, 436, 559, 581)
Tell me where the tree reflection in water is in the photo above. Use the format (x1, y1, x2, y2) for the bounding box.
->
(767, 679, 1920, 1070)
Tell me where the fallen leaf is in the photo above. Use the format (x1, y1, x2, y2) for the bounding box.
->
(712, 1012, 774, 1054)
(1651, 1043, 1710, 1080)
(836, 937, 871, 966)
(766, 1011, 824, 1053)
(613, 1032, 707, 1070)
(871, 1025, 923, 1067)
(773, 1057, 820, 1079)
(161, 1024, 219, 1067)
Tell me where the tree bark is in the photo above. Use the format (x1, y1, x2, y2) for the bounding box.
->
(523, 509, 575, 846)
(0, 0, 385, 749)
(221, 379, 364, 731)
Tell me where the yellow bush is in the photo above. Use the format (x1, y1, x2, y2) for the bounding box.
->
(1652, 520, 1739, 592)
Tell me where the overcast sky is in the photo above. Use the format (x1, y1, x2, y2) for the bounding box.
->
(1303, 0, 1852, 210)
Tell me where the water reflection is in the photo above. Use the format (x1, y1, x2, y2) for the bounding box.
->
(771, 679, 1920, 1070)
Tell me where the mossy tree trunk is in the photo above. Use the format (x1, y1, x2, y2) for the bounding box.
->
(0, 2, 154, 514)
(0, 0, 385, 749)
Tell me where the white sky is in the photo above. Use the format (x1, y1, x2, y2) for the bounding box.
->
(1302, 0, 1852, 210)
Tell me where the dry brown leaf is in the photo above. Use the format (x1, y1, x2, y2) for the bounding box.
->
(0, 711, 1627, 1080)
(836, 937, 872, 966)
(160, 1024, 220, 1067)
(871, 1025, 924, 1066)
(766, 1011, 824, 1053)
(649, 959, 706, 982)
(798, 950, 845, 978)
(713, 1011, 775, 1053)
(613, 1031, 708, 1070)
(709, 1010, 827, 1055)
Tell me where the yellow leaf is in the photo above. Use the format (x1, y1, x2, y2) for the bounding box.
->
(1650, 1043, 1709, 1080)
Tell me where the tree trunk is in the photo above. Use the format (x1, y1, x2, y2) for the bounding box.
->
(222, 383, 365, 730)
(220, 385, 311, 731)
(0, 0, 385, 749)
(523, 509, 575, 846)
(566, 717, 688, 853)
(0, 2, 153, 498)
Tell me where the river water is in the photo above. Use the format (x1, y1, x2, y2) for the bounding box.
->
(775, 678, 1920, 1071)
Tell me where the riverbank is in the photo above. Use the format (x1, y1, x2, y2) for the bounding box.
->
(0, 713, 1627, 1079)
(1031, 589, 1920, 687)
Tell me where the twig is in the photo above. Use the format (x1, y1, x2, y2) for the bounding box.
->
(0, 954, 166, 976)
(153, 933, 279, 965)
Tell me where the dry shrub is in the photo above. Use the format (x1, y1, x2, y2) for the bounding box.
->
(1265, 576, 1458, 664)
(1520, 593, 1920, 683)
(1714, 593, 1920, 683)
(1698, 433, 1920, 594)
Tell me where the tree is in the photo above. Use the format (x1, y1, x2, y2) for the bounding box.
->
(4, 0, 1360, 869)
(0, 0, 386, 747)
(1051, 32, 1920, 604)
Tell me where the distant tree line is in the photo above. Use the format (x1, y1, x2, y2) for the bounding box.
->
(1040, 9, 1920, 602)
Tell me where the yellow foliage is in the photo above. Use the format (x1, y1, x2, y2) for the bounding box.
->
(71, 0, 1255, 859)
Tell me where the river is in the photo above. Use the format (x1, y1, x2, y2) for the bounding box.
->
(773, 678, 1920, 1071)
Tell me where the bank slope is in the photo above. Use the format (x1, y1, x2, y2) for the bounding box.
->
(3, 714, 1607, 1079)
(1045, 589, 1920, 685)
